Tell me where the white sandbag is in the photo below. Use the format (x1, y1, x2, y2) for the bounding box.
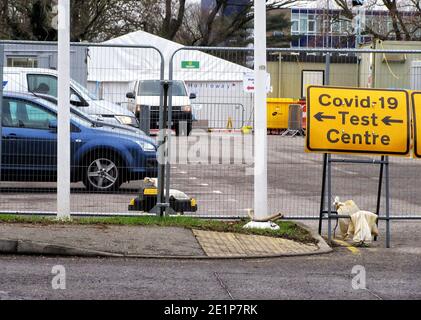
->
(350, 210, 379, 245)
(333, 197, 360, 239)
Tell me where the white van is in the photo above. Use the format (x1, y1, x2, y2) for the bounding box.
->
(126, 80, 196, 135)
(3, 67, 138, 127)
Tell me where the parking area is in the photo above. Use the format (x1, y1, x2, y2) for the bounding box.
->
(1, 130, 420, 219)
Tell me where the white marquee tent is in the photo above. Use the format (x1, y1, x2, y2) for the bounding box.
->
(88, 30, 252, 82)
(87, 30, 254, 128)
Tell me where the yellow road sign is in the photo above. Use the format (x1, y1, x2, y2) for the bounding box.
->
(306, 86, 410, 156)
(412, 92, 421, 158)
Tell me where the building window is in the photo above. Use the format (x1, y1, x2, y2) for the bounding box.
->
(292, 20, 299, 33)
(7, 56, 38, 68)
(291, 12, 299, 34)
(332, 21, 340, 33)
(340, 19, 351, 33)
(308, 14, 316, 33)
(300, 16, 308, 34)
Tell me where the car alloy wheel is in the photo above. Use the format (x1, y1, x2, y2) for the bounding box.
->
(87, 158, 119, 191)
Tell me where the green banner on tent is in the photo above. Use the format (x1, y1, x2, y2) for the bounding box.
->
(181, 61, 200, 69)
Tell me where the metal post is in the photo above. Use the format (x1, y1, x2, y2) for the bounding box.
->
(138, 105, 150, 136)
(150, 49, 166, 216)
(57, 0, 71, 220)
(319, 153, 328, 235)
(325, 52, 331, 85)
(327, 153, 332, 243)
(320, 52, 331, 236)
(252, 0, 268, 222)
(164, 55, 176, 215)
(152, 81, 168, 216)
(385, 156, 391, 248)
(165, 79, 173, 215)
(0, 44, 4, 183)
(356, 7, 362, 48)
(375, 155, 385, 241)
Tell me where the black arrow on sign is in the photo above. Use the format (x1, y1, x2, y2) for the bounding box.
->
(382, 116, 404, 126)
(314, 112, 336, 122)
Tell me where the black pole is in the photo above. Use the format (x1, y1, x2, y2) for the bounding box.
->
(385, 156, 391, 248)
(158, 82, 169, 216)
(319, 153, 328, 235)
(153, 81, 169, 217)
(327, 154, 333, 243)
(374, 155, 385, 241)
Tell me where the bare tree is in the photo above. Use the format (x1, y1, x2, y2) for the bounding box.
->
(0, 0, 56, 40)
(1, 0, 299, 45)
(178, 0, 298, 46)
(334, 0, 421, 41)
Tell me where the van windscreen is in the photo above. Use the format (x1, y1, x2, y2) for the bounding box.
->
(138, 80, 186, 96)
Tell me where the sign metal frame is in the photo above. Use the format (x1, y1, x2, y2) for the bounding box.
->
(318, 154, 391, 248)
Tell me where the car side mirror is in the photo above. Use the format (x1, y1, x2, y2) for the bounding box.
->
(126, 91, 136, 99)
(189, 93, 197, 100)
(49, 119, 58, 131)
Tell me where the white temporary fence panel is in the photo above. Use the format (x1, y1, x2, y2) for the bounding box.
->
(187, 80, 253, 129)
(410, 60, 421, 90)
(302, 70, 324, 97)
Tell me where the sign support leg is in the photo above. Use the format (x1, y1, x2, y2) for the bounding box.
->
(327, 154, 333, 244)
(385, 156, 391, 248)
(375, 155, 385, 241)
(318, 153, 328, 235)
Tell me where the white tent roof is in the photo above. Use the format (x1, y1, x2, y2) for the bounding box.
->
(87, 30, 252, 83)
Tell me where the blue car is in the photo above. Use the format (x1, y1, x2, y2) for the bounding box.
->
(1, 93, 158, 191)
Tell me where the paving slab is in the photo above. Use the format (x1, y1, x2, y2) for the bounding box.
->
(0, 224, 205, 257)
(192, 230, 320, 257)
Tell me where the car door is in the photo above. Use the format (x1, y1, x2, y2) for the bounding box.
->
(1, 98, 57, 180)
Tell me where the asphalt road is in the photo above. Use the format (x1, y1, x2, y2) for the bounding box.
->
(0, 231, 420, 300)
(0, 130, 420, 219)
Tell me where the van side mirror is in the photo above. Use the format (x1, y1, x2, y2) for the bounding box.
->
(70, 93, 89, 107)
(126, 91, 136, 99)
(189, 93, 197, 100)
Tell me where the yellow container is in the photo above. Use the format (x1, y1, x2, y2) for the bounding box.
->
(267, 98, 295, 129)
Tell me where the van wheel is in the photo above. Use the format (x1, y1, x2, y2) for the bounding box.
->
(83, 156, 123, 192)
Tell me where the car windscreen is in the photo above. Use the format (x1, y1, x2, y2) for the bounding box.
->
(138, 80, 187, 96)
(27, 73, 96, 101)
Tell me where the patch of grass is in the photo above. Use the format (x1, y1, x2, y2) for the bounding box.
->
(0, 215, 316, 244)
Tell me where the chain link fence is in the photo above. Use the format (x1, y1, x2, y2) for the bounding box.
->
(166, 47, 421, 220)
(1, 41, 421, 222)
(0, 41, 163, 215)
